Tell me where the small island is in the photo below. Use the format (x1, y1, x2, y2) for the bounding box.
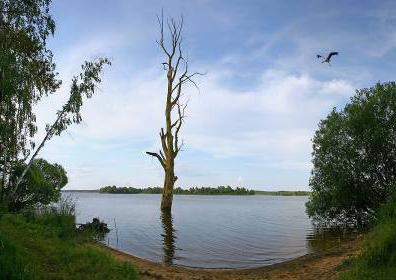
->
(97, 185, 310, 196)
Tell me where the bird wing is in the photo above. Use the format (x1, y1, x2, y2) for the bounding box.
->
(327, 52, 339, 60)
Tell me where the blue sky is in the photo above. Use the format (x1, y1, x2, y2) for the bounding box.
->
(35, 0, 396, 190)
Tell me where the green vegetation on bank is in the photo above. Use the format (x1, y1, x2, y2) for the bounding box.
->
(9, 159, 68, 212)
(98, 186, 310, 195)
(254, 190, 310, 196)
(99, 185, 256, 195)
(304, 82, 396, 277)
(339, 197, 396, 279)
(0, 205, 137, 280)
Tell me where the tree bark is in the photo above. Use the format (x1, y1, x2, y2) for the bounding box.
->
(11, 111, 63, 198)
(146, 12, 202, 212)
(161, 169, 176, 211)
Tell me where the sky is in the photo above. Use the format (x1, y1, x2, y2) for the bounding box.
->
(35, 0, 396, 190)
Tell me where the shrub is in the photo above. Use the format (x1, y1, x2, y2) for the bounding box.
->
(7, 159, 68, 212)
(307, 82, 396, 227)
(78, 218, 110, 241)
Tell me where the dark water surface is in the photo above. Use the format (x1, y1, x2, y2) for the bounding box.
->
(64, 192, 337, 268)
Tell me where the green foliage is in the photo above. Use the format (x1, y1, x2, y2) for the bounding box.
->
(0, 211, 137, 280)
(0, 0, 110, 209)
(78, 218, 110, 241)
(9, 57, 111, 202)
(98, 186, 309, 195)
(306, 82, 396, 227)
(176, 186, 255, 195)
(99, 185, 147, 194)
(99, 185, 256, 195)
(6, 158, 67, 211)
(49, 58, 111, 138)
(0, 0, 60, 169)
(254, 190, 310, 196)
(339, 197, 396, 280)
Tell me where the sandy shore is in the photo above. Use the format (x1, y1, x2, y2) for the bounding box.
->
(92, 236, 362, 280)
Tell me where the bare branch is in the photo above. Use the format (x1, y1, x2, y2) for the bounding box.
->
(171, 71, 205, 107)
(160, 128, 168, 153)
(171, 119, 180, 128)
(156, 10, 171, 58)
(167, 19, 177, 59)
(174, 99, 188, 156)
(172, 71, 205, 94)
(173, 40, 184, 80)
(171, 83, 182, 106)
(177, 139, 185, 155)
(176, 16, 184, 43)
(146, 151, 166, 170)
(159, 150, 166, 162)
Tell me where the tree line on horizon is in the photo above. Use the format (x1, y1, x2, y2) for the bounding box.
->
(99, 185, 256, 195)
(97, 185, 311, 196)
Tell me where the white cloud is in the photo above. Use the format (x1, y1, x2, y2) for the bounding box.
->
(36, 55, 354, 189)
(320, 80, 354, 96)
(183, 69, 353, 162)
(31, 10, 364, 190)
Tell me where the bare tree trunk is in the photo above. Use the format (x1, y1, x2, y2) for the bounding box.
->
(161, 168, 176, 211)
(146, 12, 203, 212)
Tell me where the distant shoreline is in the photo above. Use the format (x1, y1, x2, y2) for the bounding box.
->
(62, 189, 310, 196)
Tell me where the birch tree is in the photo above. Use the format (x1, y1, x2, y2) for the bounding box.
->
(0, 0, 110, 209)
(11, 58, 111, 199)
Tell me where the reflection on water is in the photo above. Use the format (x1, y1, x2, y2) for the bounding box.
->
(306, 227, 360, 252)
(161, 210, 177, 265)
(157, 212, 359, 267)
(66, 192, 356, 269)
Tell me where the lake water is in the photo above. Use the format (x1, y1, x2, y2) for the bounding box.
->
(64, 192, 340, 269)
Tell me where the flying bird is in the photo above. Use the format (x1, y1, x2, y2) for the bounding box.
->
(316, 51, 339, 65)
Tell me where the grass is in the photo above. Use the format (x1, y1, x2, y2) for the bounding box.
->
(0, 207, 138, 280)
(339, 197, 396, 280)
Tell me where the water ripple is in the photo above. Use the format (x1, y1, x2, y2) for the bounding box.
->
(66, 193, 345, 269)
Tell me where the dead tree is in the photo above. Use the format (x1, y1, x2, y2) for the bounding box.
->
(146, 13, 203, 212)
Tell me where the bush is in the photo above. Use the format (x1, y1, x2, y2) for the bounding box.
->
(307, 82, 396, 227)
(78, 218, 110, 241)
(6, 158, 68, 212)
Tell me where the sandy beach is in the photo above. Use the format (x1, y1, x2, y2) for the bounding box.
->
(93, 235, 362, 280)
